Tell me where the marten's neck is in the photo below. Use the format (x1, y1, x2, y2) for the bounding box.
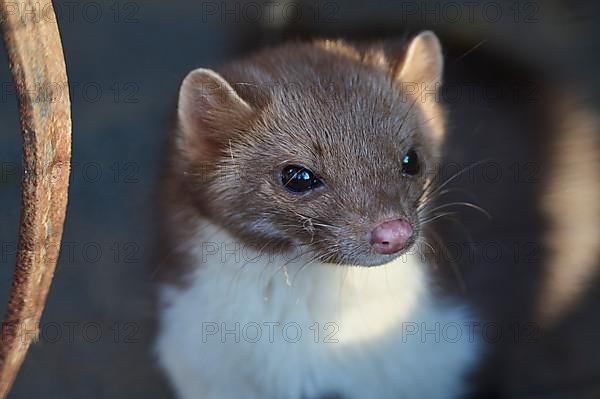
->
(165, 219, 433, 342)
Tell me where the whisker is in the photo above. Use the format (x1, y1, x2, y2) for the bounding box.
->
(419, 159, 492, 212)
(428, 230, 467, 293)
(420, 211, 457, 226)
(430, 159, 491, 196)
(418, 238, 436, 255)
(426, 201, 492, 219)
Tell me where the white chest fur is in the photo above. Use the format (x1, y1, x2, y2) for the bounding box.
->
(156, 222, 480, 399)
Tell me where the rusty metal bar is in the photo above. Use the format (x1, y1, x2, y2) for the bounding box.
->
(0, 1, 71, 397)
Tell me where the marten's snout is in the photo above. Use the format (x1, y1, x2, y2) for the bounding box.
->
(370, 219, 413, 255)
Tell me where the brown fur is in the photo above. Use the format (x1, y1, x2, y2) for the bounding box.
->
(158, 33, 445, 283)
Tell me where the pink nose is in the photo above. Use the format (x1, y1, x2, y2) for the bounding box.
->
(370, 219, 413, 255)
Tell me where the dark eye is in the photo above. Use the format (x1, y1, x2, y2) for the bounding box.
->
(281, 165, 322, 193)
(401, 149, 420, 176)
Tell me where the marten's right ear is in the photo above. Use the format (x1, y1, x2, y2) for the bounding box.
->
(177, 68, 253, 158)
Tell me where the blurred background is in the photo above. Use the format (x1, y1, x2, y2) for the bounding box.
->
(1, 0, 599, 398)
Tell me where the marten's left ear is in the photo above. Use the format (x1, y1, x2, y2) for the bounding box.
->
(395, 31, 443, 90)
(395, 31, 445, 153)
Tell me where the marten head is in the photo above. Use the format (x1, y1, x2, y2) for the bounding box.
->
(173, 31, 445, 266)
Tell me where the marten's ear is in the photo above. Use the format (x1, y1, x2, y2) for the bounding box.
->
(395, 31, 443, 90)
(395, 31, 445, 149)
(177, 68, 253, 158)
